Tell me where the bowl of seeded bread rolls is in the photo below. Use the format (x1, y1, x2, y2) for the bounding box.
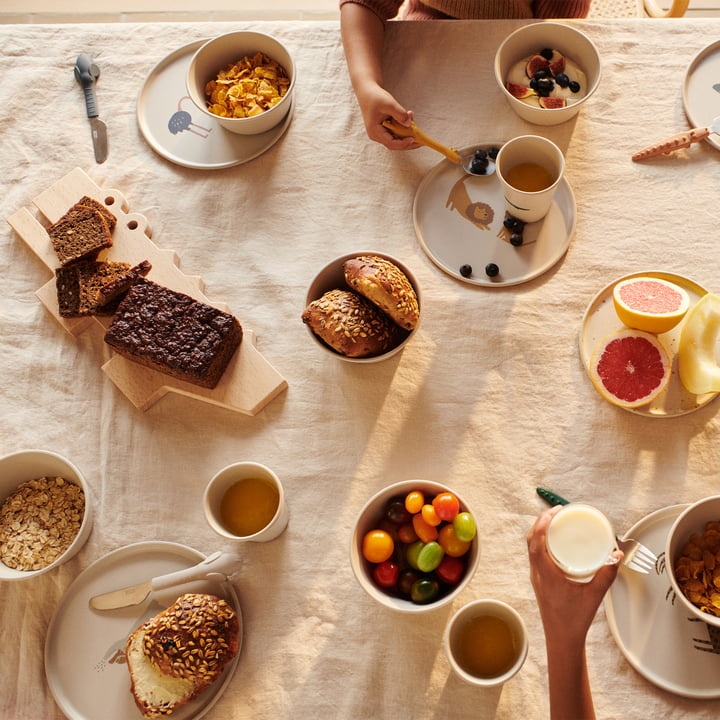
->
(302, 252, 421, 363)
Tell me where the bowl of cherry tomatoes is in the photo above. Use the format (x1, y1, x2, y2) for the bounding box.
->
(350, 480, 480, 612)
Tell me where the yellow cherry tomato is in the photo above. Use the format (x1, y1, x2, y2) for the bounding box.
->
(438, 524, 471, 557)
(412, 513, 439, 543)
(405, 491, 424, 515)
(421, 503, 442, 527)
(362, 529, 394, 563)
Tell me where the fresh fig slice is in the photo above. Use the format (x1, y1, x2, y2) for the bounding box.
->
(548, 55, 566, 77)
(539, 96, 566, 109)
(525, 54, 550, 79)
(506, 82, 536, 99)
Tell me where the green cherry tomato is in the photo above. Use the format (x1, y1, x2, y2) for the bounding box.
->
(453, 511, 477, 542)
(406, 540, 426, 570)
(372, 560, 399, 588)
(436, 555, 465, 585)
(416, 540, 444, 573)
(410, 577, 440, 604)
(432, 492, 460, 522)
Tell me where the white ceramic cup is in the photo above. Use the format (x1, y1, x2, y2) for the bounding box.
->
(444, 599, 528, 687)
(546, 503, 616, 583)
(495, 135, 565, 223)
(204, 462, 288, 542)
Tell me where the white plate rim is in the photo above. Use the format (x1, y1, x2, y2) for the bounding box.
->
(44, 540, 242, 720)
(413, 146, 577, 288)
(578, 270, 718, 418)
(136, 39, 293, 170)
(682, 39, 720, 153)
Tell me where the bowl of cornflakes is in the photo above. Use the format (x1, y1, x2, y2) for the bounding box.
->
(186, 31, 295, 135)
(0, 449, 93, 581)
(666, 496, 720, 628)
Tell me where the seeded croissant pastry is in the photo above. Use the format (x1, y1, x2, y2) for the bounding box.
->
(125, 593, 240, 718)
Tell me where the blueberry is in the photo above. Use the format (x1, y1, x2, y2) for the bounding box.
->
(540, 48, 554, 60)
(503, 217, 516, 230)
(470, 160, 488, 175)
(569, 80, 581, 93)
(485, 263, 500, 278)
(473, 148, 488, 160)
(536, 78, 554, 92)
(529, 78, 539, 91)
(459, 264, 473, 278)
(554, 73, 570, 88)
(488, 147, 499, 159)
(510, 233, 524, 247)
(533, 69, 549, 80)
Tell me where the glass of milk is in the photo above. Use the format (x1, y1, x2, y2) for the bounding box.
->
(545, 503, 616, 583)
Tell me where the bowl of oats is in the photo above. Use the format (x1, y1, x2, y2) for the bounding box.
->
(0, 449, 92, 580)
(186, 31, 296, 135)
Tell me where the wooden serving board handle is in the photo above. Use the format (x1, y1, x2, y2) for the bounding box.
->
(7, 167, 288, 415)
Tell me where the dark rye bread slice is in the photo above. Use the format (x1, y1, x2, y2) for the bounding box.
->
(48, 205, 114, 266)
(77, 195, 117, 232)
(104, 279, 243, 389)
(56, 260, 152, 317)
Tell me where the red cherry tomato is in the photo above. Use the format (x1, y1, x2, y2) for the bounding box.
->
(432, 492, 460, 522)
(436, 555, 465, 585)
(372, 560, 399, 588)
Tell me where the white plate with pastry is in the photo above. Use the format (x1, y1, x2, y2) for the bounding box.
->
(44, 541, 242, 720)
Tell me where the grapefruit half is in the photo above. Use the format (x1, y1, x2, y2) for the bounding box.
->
(612, 276, 690, 334)
(589, 330, 671, 408)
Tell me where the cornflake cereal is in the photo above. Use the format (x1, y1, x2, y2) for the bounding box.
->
(0, 476, 85, 571)
(674, 520, 720, 617)
(205, 52, 290, 119)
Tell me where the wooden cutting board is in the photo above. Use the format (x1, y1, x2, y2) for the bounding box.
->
(6, 167, 288, 415)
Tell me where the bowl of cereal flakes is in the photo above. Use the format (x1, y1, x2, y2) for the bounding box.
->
(186, 31, 295, 135)
(666, 495, 720, 628)
(0, 449, 92, 581)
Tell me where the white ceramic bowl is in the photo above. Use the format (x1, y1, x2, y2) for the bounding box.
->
(494, 22, 601, 126)
(666, 495, 720, 628)
(444, 599, 529, 686)
(0, 450, 93, 581)
(186, 31, 295, 135)
(303, 251, 421, 364)
(350, 480, 480, 613)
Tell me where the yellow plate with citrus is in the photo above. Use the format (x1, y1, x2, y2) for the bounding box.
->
(579, 271, 718, 417)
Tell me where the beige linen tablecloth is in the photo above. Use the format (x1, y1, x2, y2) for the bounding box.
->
(2, 17, 720, 720)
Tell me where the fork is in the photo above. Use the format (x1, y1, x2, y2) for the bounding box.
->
(535, 487, 658, 575)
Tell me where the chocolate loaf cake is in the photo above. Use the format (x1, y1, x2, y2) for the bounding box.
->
(104, 279, 243, 389)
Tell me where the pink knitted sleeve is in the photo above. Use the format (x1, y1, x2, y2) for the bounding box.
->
(533, 0, 590, 17)
(339, 0, 406, 20)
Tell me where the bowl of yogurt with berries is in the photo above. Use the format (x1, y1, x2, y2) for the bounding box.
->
(494, 22, 601, 126)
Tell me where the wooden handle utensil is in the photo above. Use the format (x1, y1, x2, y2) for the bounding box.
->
(382, 119, 461, 164)
(632, 118, 720, 161)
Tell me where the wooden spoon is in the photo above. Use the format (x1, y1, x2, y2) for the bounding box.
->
(382, 119, 461, 164)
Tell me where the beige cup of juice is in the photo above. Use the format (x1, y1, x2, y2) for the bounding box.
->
(546, 503, 616, 582)
(204, 462, 289, 542)
(496, 135, 565, 223)
(444, 599, 528, 687)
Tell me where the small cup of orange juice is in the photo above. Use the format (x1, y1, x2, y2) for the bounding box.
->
(204, 462, 288, 542)
(496, 135, 565, 223)
(444, 599, 528, 687)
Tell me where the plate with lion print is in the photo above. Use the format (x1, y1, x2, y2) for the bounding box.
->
(413, 145, 576, 287)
